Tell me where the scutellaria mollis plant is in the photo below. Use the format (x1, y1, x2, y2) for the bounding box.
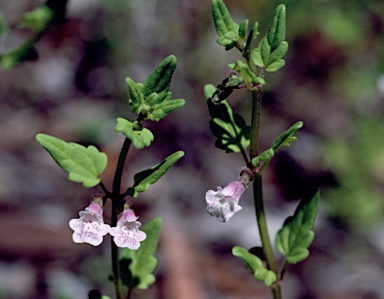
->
(204, 1, 319, 298)
(36, 55, 185, 299)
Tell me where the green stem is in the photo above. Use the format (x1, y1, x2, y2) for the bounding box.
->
(280, 260, 289, 280)
(252, 175, 277, 274)
(111, 137, 132, 299)
(250, 90, 262, 158)
(249, 89, 281, 299)
(272, 285, 282, 299)
(253, 175, 281, 299)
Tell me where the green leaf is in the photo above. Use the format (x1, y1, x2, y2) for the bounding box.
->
(204, 84, 217, 100)
(268, 41, 288, 65)
(127, 151, 184, 197)
(115, 118, 154, 149)
(121, 218, 162, 289)
(212, 0, 239, 37)
(251, 48, 263, 68)
(126, 56, 184, 120)
(205, 84, 250, 153)
(271, 121, 303, 152)
(238, 19, 249, 40)
(265, 41, 288, 72)
(36, 134, 107, 188)
(259, 37, 271, 67)
(223, 31, 237, 40)
(252, 122, 301, 167)
(243, 21, 259, 58)
(267, 4, 286, 50)
(0, 40, 38, 69)
(126, 78, 145, 115)
(233, 60, 260, 87)
(145, 92, 160, 106)
(276, 190, 320, 264)
(251, 5, 287, 72)
(232, 246, 277, 287)
(266, 59, 285, 72)
(19, 5, 54, 32)
(251, 148, 275, 167)
(148, 99, 185, 121)
(143, 55, 177, 98)
(259, 148, 275, 161)
(216, 36, 234, 47)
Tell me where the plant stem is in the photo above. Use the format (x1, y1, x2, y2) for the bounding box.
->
(98, 182, 110, 198)
(272, 285, 282, 299)
(249, 90, 281, 299)
(250, 91, 262, 158)
(111, 137, 132, 299)
(280, 260, 289, 280)
(252, 175, 278, 274)
(113, 138, 132, 195)
(126, 286, 133, 299)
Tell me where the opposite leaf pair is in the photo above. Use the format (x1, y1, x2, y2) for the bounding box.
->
(213, 0, 288, 72)
(126, 55, 185, 123)
(69, 195, 146, 250)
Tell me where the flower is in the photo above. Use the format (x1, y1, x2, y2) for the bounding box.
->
(206, 181, 245, 222)
(109, 209, 146, 250)
(69, 202, 110, 246)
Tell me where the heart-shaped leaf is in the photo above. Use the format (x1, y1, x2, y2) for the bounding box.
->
(36, 134, 107, 188)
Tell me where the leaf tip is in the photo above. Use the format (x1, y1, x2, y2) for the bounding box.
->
(35, 133, 44, 142)
(232, 245, 241, 256)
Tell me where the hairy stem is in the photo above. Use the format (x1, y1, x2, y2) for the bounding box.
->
(111, 137, 132, 299)
(252, 175, 277, 273)
(250, 90, 281, 299)
(250, 90, 262, 158)
(253, 175, 281, 298)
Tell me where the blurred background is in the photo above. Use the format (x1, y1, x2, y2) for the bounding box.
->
(0, 0, 384, 298)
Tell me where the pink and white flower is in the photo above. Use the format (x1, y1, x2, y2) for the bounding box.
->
(206, 181, 245, 222)
(109, 209, 146, 250)
(69, 202, 110, 246)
